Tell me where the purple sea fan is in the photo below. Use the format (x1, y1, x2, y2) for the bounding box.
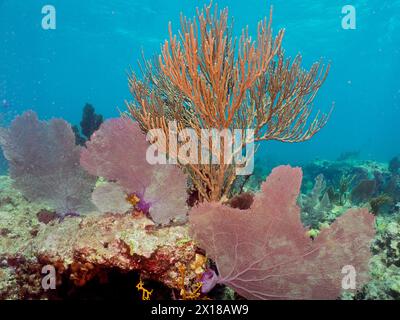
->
(80, 117, 188, 225)
(91, 182, 132, 214)
(189, 165, 375, 300)
(0, 111, 96, 215)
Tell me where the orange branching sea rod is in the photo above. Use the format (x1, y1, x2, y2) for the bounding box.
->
(127, 3, 332, 202)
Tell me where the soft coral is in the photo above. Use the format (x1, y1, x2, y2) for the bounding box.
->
(190, 165, 375, 299)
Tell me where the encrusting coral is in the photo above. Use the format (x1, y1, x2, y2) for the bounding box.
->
(351, 215, 400, 300)
(127, 3, 331, 202)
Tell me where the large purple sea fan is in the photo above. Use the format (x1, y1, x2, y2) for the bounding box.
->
(0, 111, 96, 214)
(80, 118, 188, 225)
(189, 165, 376, 300)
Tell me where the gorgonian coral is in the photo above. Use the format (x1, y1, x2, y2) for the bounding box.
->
(127, 3, 331, 202)
(0, 111, 96, 215)
(189, 165, 375, 299)
(80, 118, 188, 225)
(73, 103, 104, 145)
(91, 182, 132, 214)
(300, 174, 332, 228)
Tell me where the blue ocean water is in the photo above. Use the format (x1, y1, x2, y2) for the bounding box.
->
(0, 0, 399, 166)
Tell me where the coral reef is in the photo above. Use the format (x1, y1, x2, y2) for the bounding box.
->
(0, 0, 398, 302)
(189, 166, 375, 300)
(1, 156, 399, 300)
(0, 176, 43, 257)
(373, 218, 400, 267)
(302, 159, 398, 216)
(0, 175, 200, 299)
(0, 111, 96, 215)
(352, 215, 400, 300)
(0, 175, 48, 299)
(302, 159, 387, 188)
(286, 158, 400, 300)
(32, 213, 197, 290)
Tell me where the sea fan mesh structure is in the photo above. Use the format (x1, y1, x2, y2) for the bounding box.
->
(91, 182, 132, 214)
(80, 118, 188, 225)
(0, 111, 96, 214)
(189, 165, 375, 299)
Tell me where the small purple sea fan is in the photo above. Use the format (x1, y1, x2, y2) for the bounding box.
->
(0, 111, 96, 215)
(80, 118, 188, 225)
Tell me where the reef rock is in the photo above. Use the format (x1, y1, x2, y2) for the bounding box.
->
(0, 175, 198, 299)
(32, 213, 196, 288)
